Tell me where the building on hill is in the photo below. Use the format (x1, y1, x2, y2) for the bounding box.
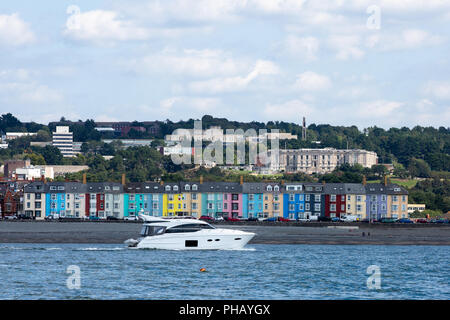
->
(52, 126, 74, 157)
(262, 148, 378, 174)
(3, 159, 31, 178)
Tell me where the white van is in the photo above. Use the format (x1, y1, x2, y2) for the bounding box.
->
(341, 215, 358, 222)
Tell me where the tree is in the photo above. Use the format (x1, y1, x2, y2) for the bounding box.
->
(40, 145, 63, 165)
(408, 158, 432, 178)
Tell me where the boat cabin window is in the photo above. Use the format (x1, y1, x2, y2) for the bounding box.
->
(165, 223, 215, 233)
(140, 226, 166, 236)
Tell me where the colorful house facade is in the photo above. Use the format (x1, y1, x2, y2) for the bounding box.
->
(22, 180, 409, 220)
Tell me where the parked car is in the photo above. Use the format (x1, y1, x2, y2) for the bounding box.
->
(380, 218, 397, 223)
(4, 215, 18, 220)
(224, 217, 240, 222)
(341, 215, 359, 222)
(17, 214, 32, 220)
(199, 215, 215, 222)
(89, 216, 100, 221)
(106, 216, 119, 221)
(317, 216, 332, 222)
(215, 216, 224, 221)
(124, 216, 138, 221)
(416, 218, 428, 224)
(263, 217, 277, 222)
(331, 217, 342, 222)
(277, 217, 290, 222)
(297, 218, 310, 222)
(247, 217, 259, 222)
(432, 219, 449, 224)
(397, 218, 414, 224)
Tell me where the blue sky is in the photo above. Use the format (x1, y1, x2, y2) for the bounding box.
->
(0, 0, 449, 128)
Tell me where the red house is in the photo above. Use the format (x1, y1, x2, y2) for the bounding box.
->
(323, 184, 346, 218)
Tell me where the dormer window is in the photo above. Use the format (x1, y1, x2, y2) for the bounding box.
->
(173, 185, 179, 191)
(192, 184, 198, 191)
(185, 185, 190, 191)
(274, 186, 279, 192)
(165, 186, 171, 191)
(267, 186, 273, 192)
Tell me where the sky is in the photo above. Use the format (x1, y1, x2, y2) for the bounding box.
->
(0, 0, 449, 129)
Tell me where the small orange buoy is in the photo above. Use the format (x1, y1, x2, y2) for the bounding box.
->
(200, 268, 206, 272)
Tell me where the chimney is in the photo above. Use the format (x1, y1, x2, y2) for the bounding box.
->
(160, 180, 164, 186)
(362, 175, 367, 186)
(240, 175, 243, 185)
(121, 173, 126, 185)
(384, 175, 388, 186)
(200, 175, 204, 184)
(322, 180, 326, 185)
(281, 179, 284, 185)
(82, 173, 87, 184)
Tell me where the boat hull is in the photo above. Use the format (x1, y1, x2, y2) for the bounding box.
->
(135, 229, 255, 250)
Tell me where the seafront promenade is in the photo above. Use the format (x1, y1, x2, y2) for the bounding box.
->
(1, 221, 449, 245)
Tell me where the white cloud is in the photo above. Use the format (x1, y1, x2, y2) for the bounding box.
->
(283, 35, 319, 61)
(188, 60, 279, 93)
(64, 10, 149, 43)
(422, 81, 450, 100)
(368, 29, 445, 51)
(293, 71, 331, 91)
(136, 97, 222, 120)
(357, 100, 404, 118)
(0, 81, 63, 104)
(328, 35, 364, 60)
(127, 49, 247, 78)
(0, 13, 35, 47)
(263, 99, 313, 120)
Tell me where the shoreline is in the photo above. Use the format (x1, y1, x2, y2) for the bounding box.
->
(1, 221, 449, 245)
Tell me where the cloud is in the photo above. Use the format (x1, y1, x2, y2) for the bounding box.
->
(126, 49, 247, 78)
(0, 13, 35, 47)
(293, 71, 331, 91)
(357, 100, 404, 118)
(136, 97, 222, 120)
(188, 60, 279, 93)
(63, 10, 149, 43)
(422, 81, 450, 100)
(283, 35, 319, 61)
(328, 35, 364, 60)
(368, 29, 445, 51)
(263, 99, 313, 121)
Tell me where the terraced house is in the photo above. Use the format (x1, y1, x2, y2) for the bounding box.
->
(22, 179, 409, 220)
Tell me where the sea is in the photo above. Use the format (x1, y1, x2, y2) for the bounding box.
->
(0, 244, 448, 300)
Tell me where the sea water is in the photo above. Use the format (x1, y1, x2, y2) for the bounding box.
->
(0, 244, 448, 300)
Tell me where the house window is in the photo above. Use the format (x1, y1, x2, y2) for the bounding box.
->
(192, 185, 198, 191)
(314, 204, 321, 212)
(330, 195, 336, 202)
(192, 193, 198, 200)
(274, 186, 279, 192)
(305, 194, 310, 201)
(330, 204, 336, 211)
(315, 195, 321, 202)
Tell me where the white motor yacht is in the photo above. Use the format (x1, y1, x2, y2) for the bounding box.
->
(125, 214, 255, 250)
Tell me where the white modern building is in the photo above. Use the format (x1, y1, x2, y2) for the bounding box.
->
(52, 126, 73, 157)
(261, 148, 378, 174)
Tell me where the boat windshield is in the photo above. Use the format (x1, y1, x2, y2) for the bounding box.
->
(140, 226, 166, 236)
(165, 223, 215, 233)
